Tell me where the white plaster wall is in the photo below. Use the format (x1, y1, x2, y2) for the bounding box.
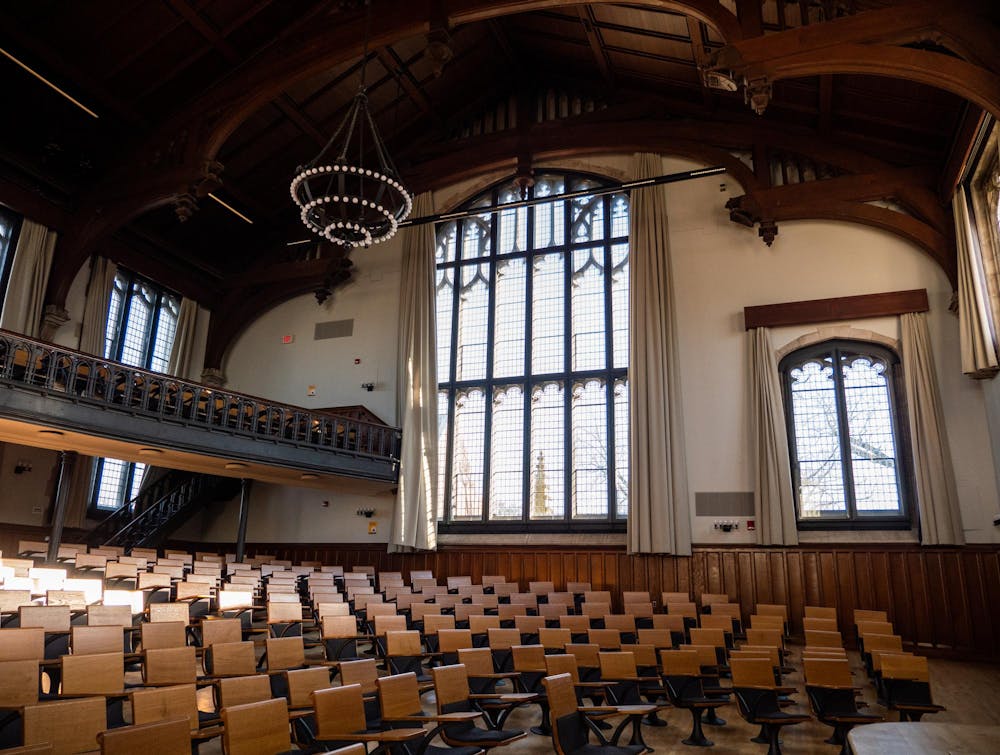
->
(48, 259, 89, 349)
(189, 153, 1000, 545)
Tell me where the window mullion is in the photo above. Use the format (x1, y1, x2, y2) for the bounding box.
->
(481, 192, 498, 523)
(563, 192, 572, 522)
(522, 193, 535, 524)
(832, 348, 858, 519)
(602, 195, 617, 522)
(112, 275, 133, 362)
(443, 220, 464, 524)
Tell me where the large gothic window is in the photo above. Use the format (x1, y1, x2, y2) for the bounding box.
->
(436, 173, 629, 531)
(780, 340, 912, 528)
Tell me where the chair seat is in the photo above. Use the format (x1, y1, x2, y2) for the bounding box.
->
(424, 746, 483, 755)
(570, 745, 646, 755)
(446, 726, 524, 744)
(756, 712, 811, 724)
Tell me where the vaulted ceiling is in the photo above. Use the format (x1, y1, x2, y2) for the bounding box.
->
(1, 0, 996, 368)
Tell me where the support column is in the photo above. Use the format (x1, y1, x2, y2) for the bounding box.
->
(235, 478, 251, 563)
(47, 451, 77, 563)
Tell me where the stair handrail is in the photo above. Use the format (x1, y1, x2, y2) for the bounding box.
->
(87, 468, 191, 545)
(103, 474, 207, 546)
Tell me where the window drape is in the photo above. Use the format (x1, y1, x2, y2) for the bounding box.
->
(0, 219, 57, 338)
(748, 327, 798, 545)
(954, 188, 999, 377)
(79, 256, 117, 356)
(167, 298, 206, 380)
(391, 191, 438, 552)
(969, 126, 1000, 344)
(900, 312, 965, 545)
(627, 153, 691, 555)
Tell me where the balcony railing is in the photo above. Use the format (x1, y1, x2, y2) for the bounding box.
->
(0, 330, 401, 470)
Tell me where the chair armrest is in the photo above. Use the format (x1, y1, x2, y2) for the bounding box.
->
(385, 712, 483, 723)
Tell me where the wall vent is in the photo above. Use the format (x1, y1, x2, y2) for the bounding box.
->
(695, 492, 755, 517)
(314, 319, 354, 340)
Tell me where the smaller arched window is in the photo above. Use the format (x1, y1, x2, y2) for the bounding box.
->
(779, 340, 912, 529)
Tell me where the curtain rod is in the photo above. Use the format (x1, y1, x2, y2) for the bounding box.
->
(285, 165, 727, 244)
(398, 165, 727, 228)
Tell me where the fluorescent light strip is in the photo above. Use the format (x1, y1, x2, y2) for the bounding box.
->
(208, 193, 253, 224)
(0, 47, 99, 118)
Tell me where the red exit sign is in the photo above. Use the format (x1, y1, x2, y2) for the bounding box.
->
(281, 334, 294, 344)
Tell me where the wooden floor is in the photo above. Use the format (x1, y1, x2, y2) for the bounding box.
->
(181, 645, 1000, 754)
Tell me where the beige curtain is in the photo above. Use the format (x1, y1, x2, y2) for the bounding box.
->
(390, 192, 438, 552)
(167, 298, 205, 379)
(969, 125, 1000, 338)
(900, 312, 965, 545)
(627, 153, 691, 555)
(78, 256, 117, 355)
(0, 219, 57, 337)
(748, 327, 798, 545)
(954, 188, 999, 377)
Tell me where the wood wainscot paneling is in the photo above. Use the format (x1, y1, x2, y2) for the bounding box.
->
(0, 522, 90, 562)
(168, 540, 1000, 662)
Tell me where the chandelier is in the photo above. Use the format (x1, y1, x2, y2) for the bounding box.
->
(290, 5, 411, 247)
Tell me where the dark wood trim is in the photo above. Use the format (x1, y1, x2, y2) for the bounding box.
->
(168, 539, 1000, 662)
(743, 289, 929, 331)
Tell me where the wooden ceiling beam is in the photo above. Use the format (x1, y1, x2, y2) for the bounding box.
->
(576, 7, 615, 85)
(374, 47, 435, 116)
(818, 74, 833, 135)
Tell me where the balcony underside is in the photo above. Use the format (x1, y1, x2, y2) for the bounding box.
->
(0, 386, 395, 495)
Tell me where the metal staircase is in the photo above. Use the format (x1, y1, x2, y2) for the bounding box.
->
(87, 469, 241, 550)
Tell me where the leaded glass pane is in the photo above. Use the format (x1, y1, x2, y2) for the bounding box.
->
(94, 459, 129, 510)
(497, 186, 527, 254)
(436, 221, 457, 264)
(533, 177, 565, 249)
(842, 355, 901, 514)
(530, 382, 564, 519)
(611, 193, 629, 239)
(493, 258, 525, 378)
(571, 195, 604, 243)
(614, 378, 629, 518)
(149, 296, 178, 373)
(490, 385, 524, 520)
(437, 389, 450, 522)
(119, 282, 153, 367)
(105, 278, 125, 359)
(571, 248, 605, 371)
(451, 388, 486, 519)
(436, 269, 454, 380)
(456, 263, 490, 381)
(531, 253, 564, 375)
(462, 216, 491, 260)
(572, 379, 608, 518)
(611, 244, 629, 370)
(789, 357, 847, 517)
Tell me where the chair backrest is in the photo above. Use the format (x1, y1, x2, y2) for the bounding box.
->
(267, 602, 303, 623)
(804, 629, 843, 649)
(265, 636, 306, 670)
(622, 591, 650, 604)
(805, 606, 837, 621)
(636, 628, 673, 649)
(857, 620, 894, 637)
(514, 615, 546, 635)
(529, 581, 555, 595)
(385, 630, 422, 656)
(881, 653, 929, 682)
(99, 717, 191, 755)
(431, 663, 470, 708)
(316, 602, 350, 619)
(456, 647, 496, 676)
(143, 646, 197, 686)
(0, 590, 33, 612)
(0, 659, 39, 707)
(660, 649, 701, 676)
(623, 601, 654, 618)
(803, 657, 853, 688)
(148, 603, 189, 624)
(756, 604, 788, 620)
(22, 696, 107, 755)
(423, 614, 456, 635)
(511, 644, 546, 672)
(62, 651, 125, 695)
(313, 683, 367, 736)
(218, 674, 273, 708)
(286, 666, 332, 709)
(0, 628, 44, 661)
(700, 614, 733, 633)
(665, 602, 697, 618)
(565, 582, 590, 593)
(689, 627, 726, 648)
(854, 609, 888, 624)
(565, 643, 600, 667)
(750, 614, 784, 631)
(682, 644, 722, 668)
(131, 683, 200, 729)
(469, 615, 501, 635)
(208, 641, 257, 677)
(87, 605, 131, 627)
(863, 633, 903, 653)
(803, 617, 838, 632)
(598, 650, 637, 679)
(711, 603, 742, 620)
(604, 614, 636, 634)
(141, 621, 187, 650)
(559, 615, 590, 633)
(321, 615, 358, 639)
(438, 629, 474, 654)
(701, 593, 730, 606)
(201, 618, 242, 646)
(538, 627, 572, 650)
(175, 582, 210, 601)
(544, 653, 580, 683)
(137, 572, 172, 591)
(730, 657, 778, 688)
(581, 602, 610, 618)
(661, 591, 690, 605)
(745, 628, 783, 649)
(71, 625, 121, 655)
(45, 591, 87, 610)
(20, 605, 71, 631)
(374, 614, 408, 636)
(487, 627, 520, 650)
(221, 697, 292, 755)
(377, 672, 422, 718)
(217, 591, 253, 611)
(542, 673, 578, 720)
(731, 647, 780, 665)
(339, 658, 378, 695)
(587, 628, 621, 650)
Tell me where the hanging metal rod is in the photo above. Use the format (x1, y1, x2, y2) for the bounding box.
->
(285, 165, 726, 244)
